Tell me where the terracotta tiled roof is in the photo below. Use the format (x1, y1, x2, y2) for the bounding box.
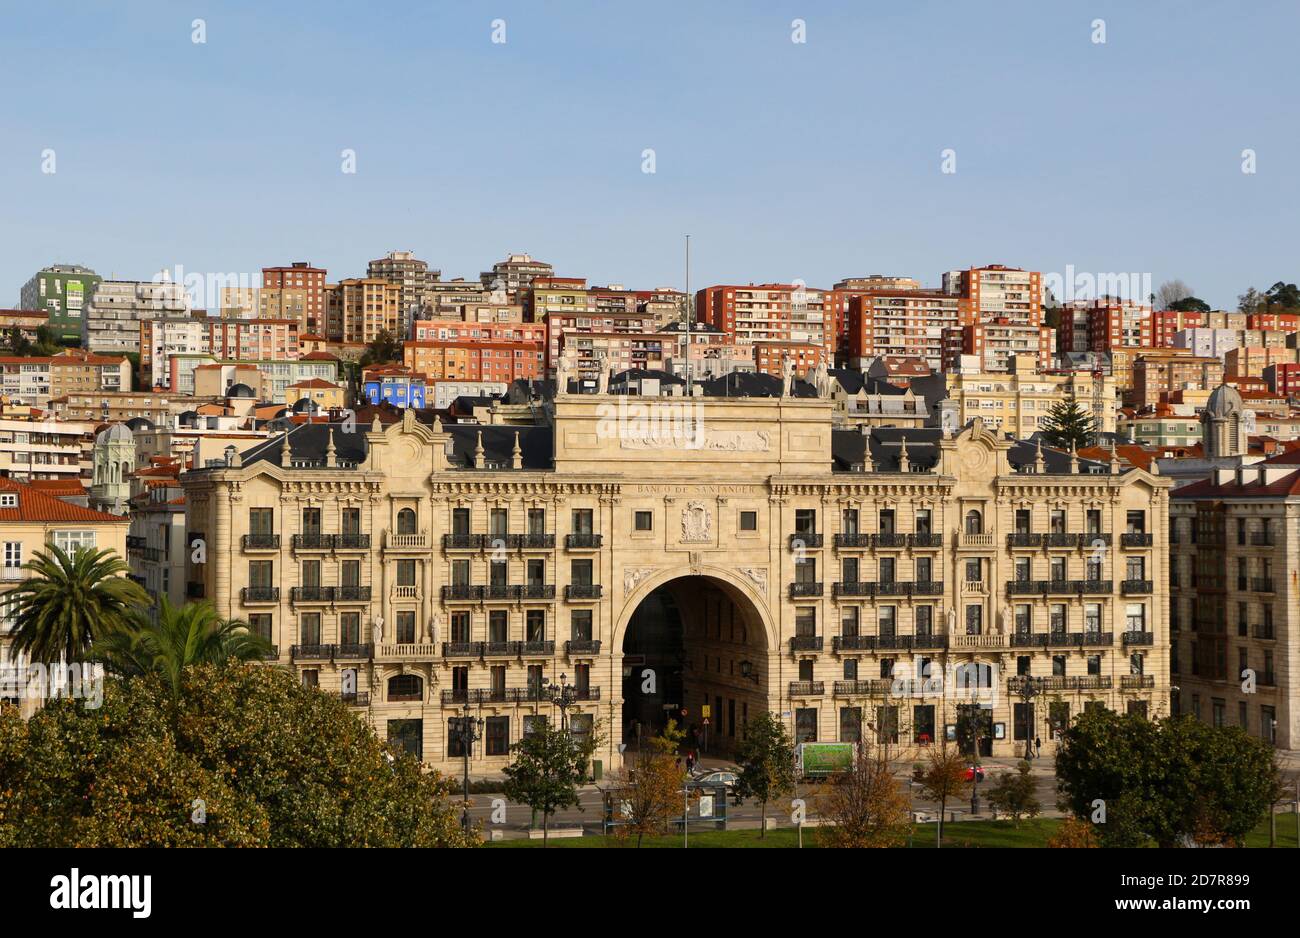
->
(289, 378, 339, 389)
(0, 477, 128, 523)
(1174, 470, 1300, 498)
(25, 479, 88, 496)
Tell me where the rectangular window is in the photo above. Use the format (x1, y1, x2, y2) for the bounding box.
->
(248, 560, 273, 588)
(795, 608, 817, 638)
(634, 510, 653, 531)
(739, 510, 757, 531)
(795, 708, 818, 743)
(1013, 702, 1035, 741)
(450, 614, 470, 644)
(396, 611, 415, 644)
(839, 707, 862, 743)
(489, 610, 508, 643)
(248, 614, 272, 643)
(571, 509, 593, 535)
(300, 613, 321, 645)
(249, 507, 274, 535)
(485, 717, 509, 755)
(340, 612, 360, 645)
(51, 530, 96, 552)
(571, 609, 593, 641)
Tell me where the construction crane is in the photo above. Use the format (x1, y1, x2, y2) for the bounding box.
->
(1090, 351, 1106, 445)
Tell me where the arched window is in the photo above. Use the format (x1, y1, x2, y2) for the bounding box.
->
(396, 508, 417, 534)
(121, 462, 131, 483)
(954, 662, 993, 689)
(387, 674, 423, 702)
(964, 509, 983, 535)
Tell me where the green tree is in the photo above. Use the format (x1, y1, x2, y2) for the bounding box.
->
(987, 760, 1041, 824)
(2, 326, 30, 357)
(359, 329, 403, 367)
(0, 662, 478, 847)
(1055, 709, 1279, 848)
(817, 739, 912, 848)
(915, 735, 967, 847)
(1265, 281, 1300, 310)
(1167, 296, 1211, 312)
(91, 599, 274, 701)
(501, 719, 588, 847)
(607, 719, 690, 847)
(6, 546, 149, 665)
(734, 711, 797, 839)
(1039, 400, 1097, 451)
(1238, 287, 1265, 313)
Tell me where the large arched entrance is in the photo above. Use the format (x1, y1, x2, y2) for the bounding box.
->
(619, 574, 771, 757)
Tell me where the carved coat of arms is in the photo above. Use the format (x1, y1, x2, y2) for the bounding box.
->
(681, 501, 712, 543)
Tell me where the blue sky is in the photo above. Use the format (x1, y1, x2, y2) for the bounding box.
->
(1, 0, 1295, 309)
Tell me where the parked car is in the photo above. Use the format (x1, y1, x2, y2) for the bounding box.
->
(963, 765, 986, 782)
(691, 768, 739, 791)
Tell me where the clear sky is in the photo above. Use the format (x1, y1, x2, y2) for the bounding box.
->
(1, 0, 1295, 309)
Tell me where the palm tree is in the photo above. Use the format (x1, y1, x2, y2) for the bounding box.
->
(92, 599, 275, 699)
(7, 545, 148, 665)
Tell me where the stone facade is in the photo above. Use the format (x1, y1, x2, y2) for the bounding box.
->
(182, 390, 1172, 776)
(1170, 463, 1300, 749)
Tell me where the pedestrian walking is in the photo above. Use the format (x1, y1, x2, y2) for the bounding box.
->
(1034, 736, 1042, 759)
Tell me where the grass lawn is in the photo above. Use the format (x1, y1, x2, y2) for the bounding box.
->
(491, 814, 1300, 848)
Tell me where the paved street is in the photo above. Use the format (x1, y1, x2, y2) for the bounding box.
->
(461, 751, 1069, 838)
(462, 747, 1300, 839)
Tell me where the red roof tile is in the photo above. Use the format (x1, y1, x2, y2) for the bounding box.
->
(0, 478, 129, 523)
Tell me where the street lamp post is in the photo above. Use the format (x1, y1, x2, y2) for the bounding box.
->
(542, 673, 579, 732)
(1017, 676, 1042, 761)
(452, 702, 484, 832)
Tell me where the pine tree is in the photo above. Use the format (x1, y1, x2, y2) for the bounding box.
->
(1040, 400, 1096, 451)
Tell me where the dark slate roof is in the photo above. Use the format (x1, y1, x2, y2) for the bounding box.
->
(908, 373, 948, 402)
(241, 422, 369, 468)
(697, 372, 818, 398)
(507, 378, 555, 404)
(830, 427, 1117, 474)
(829, 368, 865, 395)
(610, 368, 687, 387)
(444, 425, 553, 470)
(1007, 439, 1112, 474)
(832, 428, 944, 472)
(450, 395, 500, 413)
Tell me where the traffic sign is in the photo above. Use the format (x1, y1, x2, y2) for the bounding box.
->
(701, 705, 712, 718)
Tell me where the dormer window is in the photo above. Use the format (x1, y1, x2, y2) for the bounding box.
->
(0, 494, 15, 508)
